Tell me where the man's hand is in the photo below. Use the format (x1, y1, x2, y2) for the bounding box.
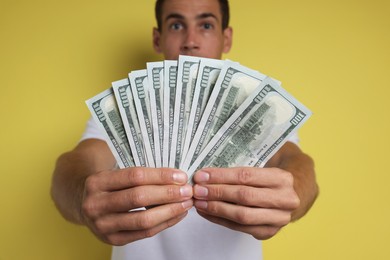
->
(192, 167, 299, 240)
(81, 167, 193, 245)
(51, 139, 194, 246)
(192, 142, 318, 240)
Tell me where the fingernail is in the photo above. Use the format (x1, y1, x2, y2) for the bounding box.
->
(195, 200, 208, 209)
(180, 185, 193, 197)
(194, 185, 208, 197)
(196, 171, 209, 182)
(173, 172, 187, 184)
(182, 200, 193, 210)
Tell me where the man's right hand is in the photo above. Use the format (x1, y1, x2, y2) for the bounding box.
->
(80, 167, 193, 246)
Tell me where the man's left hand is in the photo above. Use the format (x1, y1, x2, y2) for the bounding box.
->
(193, 167, 300, 240)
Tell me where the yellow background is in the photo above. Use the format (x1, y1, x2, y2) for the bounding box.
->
(1, 0, 389, 259)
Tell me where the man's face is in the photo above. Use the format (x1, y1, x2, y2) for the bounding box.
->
(153, 0, 233, 60)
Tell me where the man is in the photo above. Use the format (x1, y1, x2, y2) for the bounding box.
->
(51, 0, 318, 259)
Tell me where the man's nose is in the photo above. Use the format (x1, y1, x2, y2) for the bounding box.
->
(182, 28, 200, 51)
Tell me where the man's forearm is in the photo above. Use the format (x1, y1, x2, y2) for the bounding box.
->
(51, 151, 92, 224)
(266, 142, 318, 221)
(51, 139, 116, 224)
(282, 149, 318, 221)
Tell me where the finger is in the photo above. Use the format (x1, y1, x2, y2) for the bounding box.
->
(194, 184, 298, 209)
(193, 167, 291, 187)
(86, 184, 193, 215)
(94, 200, 193, 234)
(103, 212, 189, 246)
(87, 167, 188, 192)
(194, 200, 291, 226)
(196, 211, 281, 240)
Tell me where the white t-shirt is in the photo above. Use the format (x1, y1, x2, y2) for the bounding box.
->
(81, 117, 300, 260)
(112, 208, 263, 260)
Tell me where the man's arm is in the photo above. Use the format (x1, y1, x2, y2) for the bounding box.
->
(51, 139, 193, 245)
(51, 139, 117, 224)
(192, 142, 318, 239)
(265, 142, 318, 220)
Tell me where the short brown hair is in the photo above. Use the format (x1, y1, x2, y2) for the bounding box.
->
(155, 0, 230, 31)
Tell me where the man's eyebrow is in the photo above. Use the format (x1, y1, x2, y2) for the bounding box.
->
(165, 13, 185, 22)
(196, 13, 219, 22)
(164, 13, 219, 22)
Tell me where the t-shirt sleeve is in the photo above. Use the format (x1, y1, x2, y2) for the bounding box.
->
(80, 117, 106, 142)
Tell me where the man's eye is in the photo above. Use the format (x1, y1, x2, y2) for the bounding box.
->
(170, 23, 183, 30)
(202, 23, 213, 30)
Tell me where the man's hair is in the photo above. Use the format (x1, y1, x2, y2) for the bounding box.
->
(155, 0, 230, 31)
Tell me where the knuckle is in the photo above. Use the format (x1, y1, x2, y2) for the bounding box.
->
(160, 169, 172, 183)
(237, 168, 253, 184)
(166, 186, 177, 200)
(84, 174, 100, 193)
(237, 187, 254, 205)
(289, 193, 301, 209)
(169, 203, 183, 216)
(129, 190, 147, 207)
(273, 211, 292, 227)
(213, 186, 224, 200)
(236, 208, 252, 224)
(280, 170, 294, 187)
(128, 168, 146, 184)
(207, 202, 219, 215)
(81, 198, 98, 219)
(281, 189, 300, 210)
(281, 214, 292, 226)
(94, 218, 109, 235)
(137, 213, 153, 229)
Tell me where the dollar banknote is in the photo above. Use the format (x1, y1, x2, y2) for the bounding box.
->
(86, 56, 312, 179)
(86, 88, 135, 168)
(181, 61, 267, 171)
(186, 77, 312, 180)
(112, 78, 147, 167)
(147, 62, 164, 168)
(129, 70, 155, 167)
(162, 60, 178, 167)
(169, 55, 200, 168)
(180, 57, 225, 169)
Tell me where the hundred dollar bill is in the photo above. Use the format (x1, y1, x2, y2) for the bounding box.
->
(147, 62, 164, 168)
(162, 60, 178, 167)
(180, 58, 224, 169)
(186, 77, 312, 180)
(129, 70, 155, 167)
(112, 78, 146, 167)
(181, 61, 267, 171)
(86, 88, 135, 168)
(169, 55, 200, 168)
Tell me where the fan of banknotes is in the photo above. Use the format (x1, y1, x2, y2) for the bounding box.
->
(86, 55, 311, 182)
